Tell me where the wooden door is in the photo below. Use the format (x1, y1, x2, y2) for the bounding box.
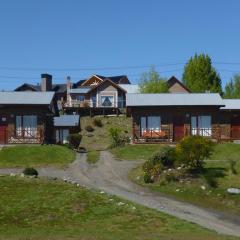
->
(0, 115, 8, 144)
(231, 115, 240, 139)
(173, 116, 185, 142)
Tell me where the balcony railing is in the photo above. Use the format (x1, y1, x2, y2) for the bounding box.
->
(63, 99, 126, 108)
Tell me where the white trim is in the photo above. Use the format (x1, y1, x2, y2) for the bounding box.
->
(82, 75, 104, 86)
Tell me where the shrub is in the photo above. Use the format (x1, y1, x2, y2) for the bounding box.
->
(85, 125, 94, 132)
(150, 146, 176, 168)
(142, 159, 154, 173)
(109, 127, 129, 148)
(68, 133, 82, 149)
(143, 173, 154, 183)
(93, 118, 103, 127)
(176, 136, 214, 170)
(142, 147, 176, 183)
(23, 167, 38, 177)
(164, 172, 178, 182)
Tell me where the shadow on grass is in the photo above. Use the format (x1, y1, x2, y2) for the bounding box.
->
(188, 167, 227, 188)
(202, 168, 227, 188)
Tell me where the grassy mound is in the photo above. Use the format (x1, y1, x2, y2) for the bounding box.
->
(80, 115, 131, 151)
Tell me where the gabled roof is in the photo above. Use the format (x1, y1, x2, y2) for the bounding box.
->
(126, 93, 224, 107)
(88, 79, 127, 93)
(15, 83, 67, 93)
(73, 79, 87, 88)
(52, 84, 67, 93)
(15, 83, 41, 91)
(0, 92, 55, 105)
(96, 75, 130, 84)
(167, 76, 191, 93)
(54, 115, 80, 127)
(221, 99, 240, 110)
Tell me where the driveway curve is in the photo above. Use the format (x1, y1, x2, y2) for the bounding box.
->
(1, 151, 240, 237)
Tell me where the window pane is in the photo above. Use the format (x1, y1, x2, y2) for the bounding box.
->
(23, 115, 37, 137)
(141, 117, 146, 133)
(191, 116, 197, 135)
(101, 96, 114, 107)
(16, 116, 22, 136)
(198, 116, 211, 136)
(62, 129, 69, 144)
(56, 130, 59, 143)
(76, 95, 85, 101)
(148, 116, 161, 131)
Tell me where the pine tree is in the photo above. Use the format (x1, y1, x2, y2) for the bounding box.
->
(182, 53, 222, 94)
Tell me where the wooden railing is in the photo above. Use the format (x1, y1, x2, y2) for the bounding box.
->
(7, 128, 44, 144)
(133, 127, 172, 143)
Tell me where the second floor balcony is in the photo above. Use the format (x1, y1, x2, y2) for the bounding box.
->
(63, 99, 126, 109)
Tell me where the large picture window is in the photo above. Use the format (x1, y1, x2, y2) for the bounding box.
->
(191, 115, 212, 136)
(16, 115, 37, 137)
(101, 96, 114, 107)
(140, 116, 161, 134)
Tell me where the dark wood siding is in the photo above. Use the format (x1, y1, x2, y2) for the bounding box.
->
(129, 106, 233, 143)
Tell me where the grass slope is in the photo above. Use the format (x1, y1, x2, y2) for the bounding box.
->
(0, 145, 75, 168)
(80, 115, 132, 151)
(129, 143, 240, 214)
(0, 176, 236, 240)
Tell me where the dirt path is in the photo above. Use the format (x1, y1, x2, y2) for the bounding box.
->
(1, 151, 240, 237)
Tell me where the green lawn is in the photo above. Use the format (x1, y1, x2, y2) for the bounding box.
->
(210, 143, 240, 161)
(0, 176, 236, 240)
(111, 144, 166, 160)
(129, 143, 240, 215)
(0, 145, 75, 168)
(87, 150, 100, 164)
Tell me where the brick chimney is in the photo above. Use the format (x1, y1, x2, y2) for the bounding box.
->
(41, 74, 52, 91)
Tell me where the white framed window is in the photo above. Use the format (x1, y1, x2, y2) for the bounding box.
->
(191, 115, 212, 136)
(101, 96, 114, 107)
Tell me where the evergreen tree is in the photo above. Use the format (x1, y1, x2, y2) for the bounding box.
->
(182, 53, 222, 93)
(224, 74, 240, 98)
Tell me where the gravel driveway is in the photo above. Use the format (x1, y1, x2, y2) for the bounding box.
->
(1, 151, 240, 237)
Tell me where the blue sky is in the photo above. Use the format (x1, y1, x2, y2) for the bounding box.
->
(0, 0, 240, 90)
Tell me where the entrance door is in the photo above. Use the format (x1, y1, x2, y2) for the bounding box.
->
(0, 115, 8, 144)
(173, 116, 185, 142)
(231, 115, 240, 139)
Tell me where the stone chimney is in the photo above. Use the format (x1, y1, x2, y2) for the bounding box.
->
(41, 74, 52, 91)
(67, 76, 72, 90)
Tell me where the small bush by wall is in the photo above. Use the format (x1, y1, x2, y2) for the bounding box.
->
(109, 127, 129, 148)
(85, 125, 94, 132)
(93, 118, 103, 127)
(68, 133, 82, 149)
